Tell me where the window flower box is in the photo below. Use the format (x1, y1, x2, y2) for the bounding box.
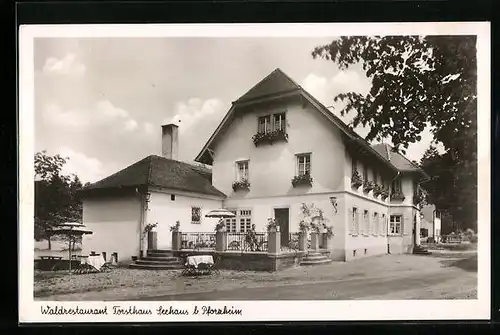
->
(351, 170, 363, 188)
(252, 129, 289, 147)
(232, 179, 250, 192)
(363, 180, 375, 192)
(373, 184, 383, 196)
(380, 187, 390, 199)
(292, 174, 313, 187)
(391, 190, 405, 201)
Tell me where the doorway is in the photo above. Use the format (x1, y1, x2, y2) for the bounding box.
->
(274, 208, 289, 247)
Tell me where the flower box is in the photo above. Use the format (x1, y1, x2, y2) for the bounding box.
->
(232, 179, 250, 192)
(391, 191, 405, 201)
(381, 187, 390, 199)
(373, 184, 383, 196)
(363, 180, 375, 192)
(252, 129, 289, 147)
(351, 170, 363, 188)
(292, 174, 313, 187)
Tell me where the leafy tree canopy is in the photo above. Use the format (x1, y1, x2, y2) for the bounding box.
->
(312, 36, 477, 230)
(34, 150, 87, 242)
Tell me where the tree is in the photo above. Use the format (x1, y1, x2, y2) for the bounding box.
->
(34, 150, 85, 248)
(312, 35, 477, 231)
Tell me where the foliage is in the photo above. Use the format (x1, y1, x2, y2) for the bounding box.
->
(351, 170, 363, 187)
(291, 173, 313, 187)
(215, 220, 226, 232)
(142, 222, 158, 238)
(363, 180, 375, 192)
(266, 218, 279, 231)
(312, 35, 477, 230)
(170, 221, 180, 232)
(34, 150, 87, 244)
(390, 190, 405, 201)
(232, 179, 251, 192)
(299, 203, 329, 233)
(252, 129, 289, 146)
(373, 183, 383, 196)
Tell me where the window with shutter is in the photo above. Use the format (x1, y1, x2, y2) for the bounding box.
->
(373, 212, 378, 235)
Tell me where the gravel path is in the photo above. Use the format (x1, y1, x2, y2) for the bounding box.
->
(35, 252, 477, 301)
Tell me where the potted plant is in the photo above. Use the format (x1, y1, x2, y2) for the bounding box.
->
(232, 178, 251, 192)
(266, 218, 279, 232)
(351, 170, 363, 188)
(363, 180, 375, 192)
(215, 220, 227, 232)
(291, 173, 313, 187)
(170, 221, 180, 232)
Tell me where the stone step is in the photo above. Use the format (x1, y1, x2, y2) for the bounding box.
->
(300, 258, 332, 266)
(141, 256, 179, 262)
(303, 255, 328, 261)
(306, 252, 323, 257)
(135, 259, 183, 266)
(129, 263, 183, 270)
(147, 250, 174, 255)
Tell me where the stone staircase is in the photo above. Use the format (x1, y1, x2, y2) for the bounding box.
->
(413, 244, 432, 255)
(129, 250, 184, 270)
(300, 251, 332, 266)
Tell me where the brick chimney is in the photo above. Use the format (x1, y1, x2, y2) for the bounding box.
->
(161, 124, 179, 160)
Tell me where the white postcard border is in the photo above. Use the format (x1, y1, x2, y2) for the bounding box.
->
(19, 22, 491, 322)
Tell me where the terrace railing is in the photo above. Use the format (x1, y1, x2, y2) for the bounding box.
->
(180, 232, 216, 250)
(226, 232, 268, 252)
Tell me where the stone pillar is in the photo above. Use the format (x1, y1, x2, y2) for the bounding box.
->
(216, 231, 227, 252)
(147, 231, 158, 250)
(267, 230, 280, 255)
(298, 232, 307, 251)
(171, 231, 182, 251)
(310, 232, 320, 250)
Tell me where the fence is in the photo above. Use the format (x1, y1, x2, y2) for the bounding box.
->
(227, 232, 268, 252)
(180, 232, 216, 250)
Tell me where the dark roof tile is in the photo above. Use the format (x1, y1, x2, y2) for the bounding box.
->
(81, 155, 225, 198)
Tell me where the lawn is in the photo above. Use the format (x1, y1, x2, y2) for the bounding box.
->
(34, 251, 478, 301)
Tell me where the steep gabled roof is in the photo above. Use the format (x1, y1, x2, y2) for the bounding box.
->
(195, 68, 398, 172)
(236, 68, 302, 103)
(80, 155, 226, 198)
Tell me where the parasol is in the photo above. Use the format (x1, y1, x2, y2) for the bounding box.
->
(205, 209, 236, 230)
(49, 222, 93, 274)
(205, 209, 236, 218)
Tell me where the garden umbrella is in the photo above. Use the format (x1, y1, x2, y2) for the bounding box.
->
(49, 222, 93, 274)
(205, 209, 236, 230)
(205, 209, 236, 218)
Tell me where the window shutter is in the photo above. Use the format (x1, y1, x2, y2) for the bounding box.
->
(401, 216, 405, 235)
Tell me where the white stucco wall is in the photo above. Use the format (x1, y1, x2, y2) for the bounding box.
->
(344, 192, 390, 261)
(147, 190, 223, 250)
(212, 98, 347, 199)
(82, 195, 142, 264)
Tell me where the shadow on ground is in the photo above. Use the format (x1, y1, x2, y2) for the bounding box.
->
(439, 254, 477, 272)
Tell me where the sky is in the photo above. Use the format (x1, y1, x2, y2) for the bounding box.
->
(34, 37, 440, 183)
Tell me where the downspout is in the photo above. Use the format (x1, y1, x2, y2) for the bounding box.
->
(135, 187, 145, 258)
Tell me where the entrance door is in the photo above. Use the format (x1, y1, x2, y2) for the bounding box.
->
(274, 208, 289, 247)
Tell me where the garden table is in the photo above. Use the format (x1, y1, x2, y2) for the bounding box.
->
(182, 255, 218, 276)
